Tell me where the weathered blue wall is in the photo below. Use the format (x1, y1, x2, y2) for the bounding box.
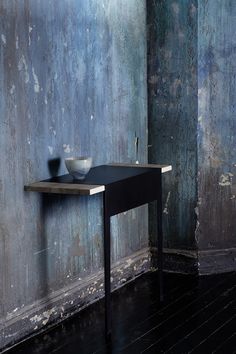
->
(197, 0, 236, 272)
(0, 0, 147, 349)
(148, 0, 236, 274)
(147, 0, 198, 253)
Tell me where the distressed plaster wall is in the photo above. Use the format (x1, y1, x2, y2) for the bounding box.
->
(0, 0, 147, 349)
(148, 0, 236, 274)
(147, 0, 198, 260)
(197, 0, 236, 273)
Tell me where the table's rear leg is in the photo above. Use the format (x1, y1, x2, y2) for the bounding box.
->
(103, 193, 112, 342)
(156, 177, 164, 302)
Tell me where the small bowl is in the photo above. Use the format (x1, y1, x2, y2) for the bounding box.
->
(65, 157, 92, 180)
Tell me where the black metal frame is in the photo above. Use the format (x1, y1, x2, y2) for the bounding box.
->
(103, 169, 163, 341)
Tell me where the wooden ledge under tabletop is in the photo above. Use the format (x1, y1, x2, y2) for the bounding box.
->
(24, 163, 172, 342)
(24, 181, 105, 195)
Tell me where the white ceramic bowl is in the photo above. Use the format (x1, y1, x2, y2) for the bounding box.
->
(65, 157, 92, 180)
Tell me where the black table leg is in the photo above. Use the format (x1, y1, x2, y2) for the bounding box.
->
(157, 177, 163, 302)
(103, 193, 112, 342)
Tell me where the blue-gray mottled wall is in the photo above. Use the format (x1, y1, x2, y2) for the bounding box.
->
(148, 0, 236, 274)
(147, 0, 198, 252)
(197, 0, 236, 271)
(197, 0, 236, 248)
(0, 0, 147, 349)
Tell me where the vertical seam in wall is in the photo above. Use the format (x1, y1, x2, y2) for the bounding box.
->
(145, 0, 148, 164)
(195, 0, 200, 273)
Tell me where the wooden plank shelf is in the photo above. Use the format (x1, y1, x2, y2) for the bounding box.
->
(24, 182, 105, 195)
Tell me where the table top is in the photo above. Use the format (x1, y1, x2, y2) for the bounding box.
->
(25, 163, 172, 196)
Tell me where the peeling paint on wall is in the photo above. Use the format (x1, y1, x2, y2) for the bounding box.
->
(219, 173, 233, 187)
(163, 191, 171, 215)
(0, 0, 147, 350)
(32, 67, 40, 93)
(63, 144, 72, 154)
(17, 55, 29, 84)
(148, 0, 198, 250)
(1, 34, 6, 45)
(197, 0, 236, 250)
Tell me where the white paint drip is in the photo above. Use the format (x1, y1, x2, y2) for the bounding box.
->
(28, 26, 33, 46)
(48, 146, 53, 155)
(18, 55, 29, 84)
(32, 67, 40, 93)
(16, 35, 19, 49)
(10, 84, 15, 95)
(1, 34, 6, 45)
(44, 96, 48, 105)
(219, 173, 233, 186)
(91, 114, 94, 120)
(198, 115, 203, 122)
(163, 191, 171, 214)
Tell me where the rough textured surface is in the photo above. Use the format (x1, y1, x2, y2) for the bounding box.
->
(148, 0, 236, 274)
(197, 0, 236, 253)
(0, 0, 147, 349)
(147, 0, 198, 250)
(1, 249, 150, 350)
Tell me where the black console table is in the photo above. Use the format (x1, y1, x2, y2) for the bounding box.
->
(25, 163, 172, 341)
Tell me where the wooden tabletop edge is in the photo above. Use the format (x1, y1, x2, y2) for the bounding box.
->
(24, 182, 105, 195)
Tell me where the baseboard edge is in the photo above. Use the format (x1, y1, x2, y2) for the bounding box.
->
(1, 248, 150, 352)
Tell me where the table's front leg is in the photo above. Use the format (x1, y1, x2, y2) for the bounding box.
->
(103, 192, 112, 342)
(156, 176, 163, 302)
